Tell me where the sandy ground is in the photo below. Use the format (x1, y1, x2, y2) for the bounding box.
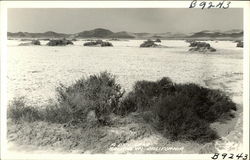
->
(205, 73, 243, 152)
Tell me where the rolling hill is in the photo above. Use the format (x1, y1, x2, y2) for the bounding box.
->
(8, 28, 243, 40)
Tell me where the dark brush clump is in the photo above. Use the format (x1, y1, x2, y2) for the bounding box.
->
(188, 41, 216, 53)
(31, 40, 41, 45)
(54, 71, 123, 125)
(83, 40, 113, 47)
(140, 39, 159, 48)
(19, 40, 41, 46)
(47, 39, 73, 46)
(155, 39, 161, 43)
(236, 41, 243, 48)
(7, 97, 42, 122)
(155, 95, 219, 142)
(118, 77, 236, 142)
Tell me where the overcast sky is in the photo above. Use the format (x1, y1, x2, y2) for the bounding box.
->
(8, 8, 243, 34)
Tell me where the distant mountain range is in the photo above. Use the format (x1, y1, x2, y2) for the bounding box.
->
(7, 28, 243, 40)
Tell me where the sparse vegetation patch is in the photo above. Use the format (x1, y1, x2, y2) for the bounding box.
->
(140, 39, 159, 48)
(188, 41, 216, 53)
(47, 39, 73, 46)
(236, 41, 243, 48)
(155, 38, 161, 43)
(19, 40, 41, 46)
(83, 40, 113, 47)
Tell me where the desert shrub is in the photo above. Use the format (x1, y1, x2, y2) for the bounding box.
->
(56, 71, 124, 125)
(114, 93, 137, 116)
(236, 41, 243, 48)
(185, 39, 195, 43)
(109, 38, 120, 41)
(155, 95, 218, 142)
(174, 83, 236, 122)
(8, 97, 42, 122)
(118, 77, 175, 114)
(47, 39, 73, 46)
(101, 41, 113, 47)
(188, 41, 216, 52)
(140, 39, 158, 48)
(209, 48, 216, 52)
(96, 40, 103, 44)
(31, 40, 41, 45)
(155, 82, 236, 142)
(118, 77, 236, 142)
(189, 41, 210, 48)
(83, 41, 99, 46)
(83, 40, 113, 47)
(20, 39, 31, 41)
(40, 103, 73, 124)
(155, 39, 161, 43)
(19, 40, 41, 46)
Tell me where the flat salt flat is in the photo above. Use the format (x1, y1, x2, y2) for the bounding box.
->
(7, 40, 242, 105)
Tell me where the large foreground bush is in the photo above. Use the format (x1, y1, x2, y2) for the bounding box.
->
(55, 71, 124, 125)
(156, 94, 218, 142)
(119, 77, 236, 142)
(115, 77, 174, 115)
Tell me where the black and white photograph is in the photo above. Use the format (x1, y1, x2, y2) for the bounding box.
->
(0, 1, 249, 160)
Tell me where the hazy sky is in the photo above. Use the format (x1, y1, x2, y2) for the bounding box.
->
(8, 8, 243, 34)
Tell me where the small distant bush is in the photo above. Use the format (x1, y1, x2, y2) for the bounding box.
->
(19, 40, 41, 46)
(155, 39, 161, 43)
(109, 38, 120, 41)
(20, 39, 31, 41)
(189, 41, 210, 48)
(236, 41, 243, 48)
(47, 39, 73, 46)
(83, 40, 113, 47)
(101, 42, 113, 47)
(140, 39, 158, 48)
(188, 41, 216, 52)
(209, 48, 216, 52)
(31, 40, 41, 45)
(83, 41, 99, 46)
